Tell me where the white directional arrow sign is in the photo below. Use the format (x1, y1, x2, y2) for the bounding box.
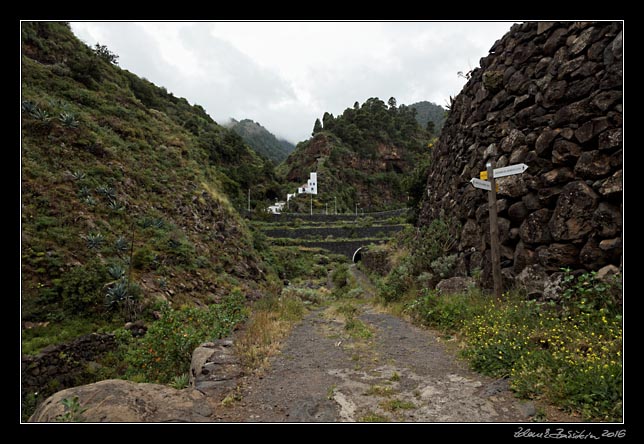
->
(470, 178, 492, 191)
(491, 163, 528, 178)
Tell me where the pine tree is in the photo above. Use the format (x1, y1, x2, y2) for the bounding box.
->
(322, 112, 335, 131)
(426, 120, 435, 137)
(312, 118, 322, 135)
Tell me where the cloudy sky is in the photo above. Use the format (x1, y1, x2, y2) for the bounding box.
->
(70, 21, 515, 144)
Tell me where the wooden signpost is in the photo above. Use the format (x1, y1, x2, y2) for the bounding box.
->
(471, 162, 528, 299)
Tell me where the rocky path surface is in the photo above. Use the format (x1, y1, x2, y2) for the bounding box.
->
(213, 267, 537, 423)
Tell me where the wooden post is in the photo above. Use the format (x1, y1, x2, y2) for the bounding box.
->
(487, 162, 502, 299)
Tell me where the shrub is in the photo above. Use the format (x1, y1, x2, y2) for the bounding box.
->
(429, 254, 457, 280)
(559, 269, 622, 317)
(406, 289, 481, 332)
(60, 260, 109, 315)
(331, 263, 350, 295)
(124, 290, 247, 383)
(378, 257, 414, 302)
(409, 217, 460, 275)
(131, 246, 158, 270)
(92, 43, 119, 65)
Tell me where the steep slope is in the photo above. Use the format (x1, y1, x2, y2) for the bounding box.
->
(228, 118, 295, 164)
(409, 101, 447, 135)
(21, 22, 276, 328)
(277, 98, 431, 213)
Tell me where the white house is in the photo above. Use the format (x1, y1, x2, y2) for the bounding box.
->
(267, 201, 286, 214)
(297, 172, 317, 195)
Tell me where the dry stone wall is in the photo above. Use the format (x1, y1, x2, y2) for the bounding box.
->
(22, 333, 116, 401)
(419, 21, 622, 285)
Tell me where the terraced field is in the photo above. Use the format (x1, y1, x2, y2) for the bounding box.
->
(251, 209, 410, 261)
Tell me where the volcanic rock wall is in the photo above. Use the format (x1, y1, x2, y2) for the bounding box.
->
(418, 21, 622, 284)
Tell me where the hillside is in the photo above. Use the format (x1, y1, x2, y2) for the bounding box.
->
(277, 97, 431, 213)
(21, 22, 279, 335)
(227, 118, 295, 164)
(409, 101, 446, 136)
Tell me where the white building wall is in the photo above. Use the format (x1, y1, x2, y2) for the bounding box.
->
(307, 172, 318, 195)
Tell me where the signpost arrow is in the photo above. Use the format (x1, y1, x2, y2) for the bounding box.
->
(491, 163, 528, 178)
(480, 163, 528, 180)
(470, 178, 491, 191)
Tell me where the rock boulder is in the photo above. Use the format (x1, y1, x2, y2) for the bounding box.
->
(29, 379, 212, 422)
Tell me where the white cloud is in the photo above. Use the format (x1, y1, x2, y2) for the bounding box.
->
(70, 21, 514, 144)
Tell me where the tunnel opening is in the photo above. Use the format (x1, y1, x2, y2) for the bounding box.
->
(352, 247, 364, 263)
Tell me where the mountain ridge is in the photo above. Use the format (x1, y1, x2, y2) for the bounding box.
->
(277, 97, 432, 213)
(226, 118, 295, 164)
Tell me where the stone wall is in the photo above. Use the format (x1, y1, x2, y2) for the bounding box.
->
(261, 224, 405, 240)
(22, 333, 117, 400)
(300, 240, 388, 260)
(419, 21, 622, 285)
(247, 208, 409, 223)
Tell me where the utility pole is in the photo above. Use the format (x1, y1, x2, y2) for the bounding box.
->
(334, 197, 337, 215)
(310, 193, 313, 216)
(486, 162, 502, 299)
(326, 202, 328, 215)
(355, 204, 358, 216)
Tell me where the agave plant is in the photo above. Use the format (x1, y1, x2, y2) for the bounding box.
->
(71, 170, 86, 181)
(108, 199, 124, 211)
(105, 279, 130, 310)
(59, 112, 79, 129)
(114, 236, 129, 253)
(30, 107, 51, 122)
(77, 185, 91, 198)
(107, 263, 126, 280)
(85, 232, 104, 250)
(95, 185, 116, 200)
(83, 195, 97, 206)
(140, 217, 165, 229)
(21, 100, 37, 114)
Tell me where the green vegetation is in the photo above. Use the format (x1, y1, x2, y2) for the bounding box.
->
(56, 396, 87, 422)
(365, 384, 394, 397)
(378, 257, 622, 420)
(408, 100, 447, 136)
(169, 373, 190, 390)
(380, 399, 415, 412)
(366, 217, 623, 421)
(116, 292, 247, 384)
(278, 97, 433, 213)
(359, 412, 390, 422)
(21, 21, 280, 339)
(374, 220, 460, 303)
(336, 302, 372, 339)
(228, 118, 295, 164)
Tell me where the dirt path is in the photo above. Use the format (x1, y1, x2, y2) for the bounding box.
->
(213, 266, 537, 423)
